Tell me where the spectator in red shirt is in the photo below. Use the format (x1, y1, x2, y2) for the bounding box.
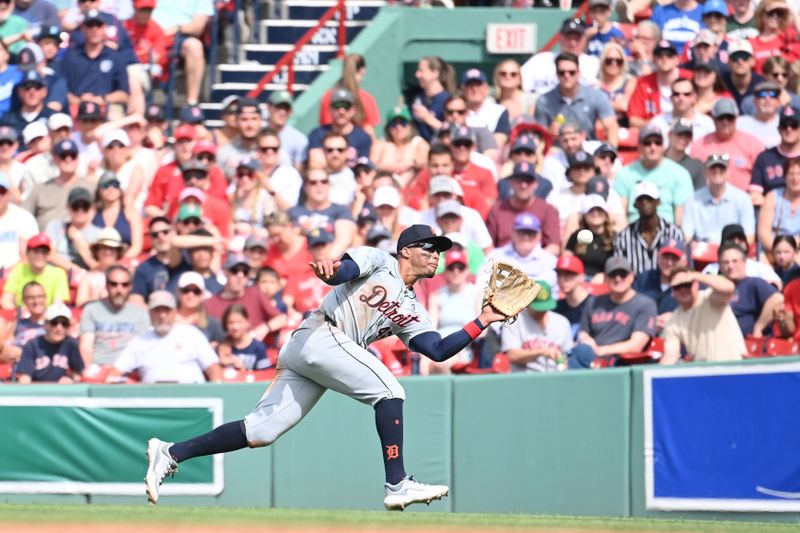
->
(486, 166, 560, 254)
(144, 124, 227, 218)
(629, 40, 693, 127)
(204, 255, 286, 341)
(449, 125, 497, 219)
(283, 228, 334, 317)
(263, 210, 312, 282)
(124, 0, 168, 83)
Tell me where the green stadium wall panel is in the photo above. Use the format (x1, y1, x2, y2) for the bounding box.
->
(451, 370, 631, 516)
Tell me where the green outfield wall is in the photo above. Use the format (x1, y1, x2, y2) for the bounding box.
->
(2, 360, 800, 524)
(291, 7, 571, 134)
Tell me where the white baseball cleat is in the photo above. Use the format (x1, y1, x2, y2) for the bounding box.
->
(144, 438, 177, 504)
(383, 475, 449, 511)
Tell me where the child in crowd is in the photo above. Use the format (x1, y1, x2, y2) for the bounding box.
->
(217, 304, 270, 371)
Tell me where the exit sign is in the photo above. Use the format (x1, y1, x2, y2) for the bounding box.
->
(486, 23, 537, 54)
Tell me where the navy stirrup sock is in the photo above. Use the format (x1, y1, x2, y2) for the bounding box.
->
(375, 398, 406, 485)
(169, 420, 248, 463)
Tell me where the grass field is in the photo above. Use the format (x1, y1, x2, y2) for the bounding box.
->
(1, 504, 799, 533)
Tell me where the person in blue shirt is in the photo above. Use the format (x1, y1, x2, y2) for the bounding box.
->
(62, 10, 129, 109)
(652, 0, 705, 52)
(586, 0, 627, 57)
(16, 302, 84, 384)
(306, 88, 372, 169)
(0, 44, 22, 116)
(718, 241, 783, 336)
(218, 304, 271, 371)
(633, 241, 684, 330)
(412, 56, 453, 142)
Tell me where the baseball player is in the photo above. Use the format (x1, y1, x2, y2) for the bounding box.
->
(144, 224, 506, 510)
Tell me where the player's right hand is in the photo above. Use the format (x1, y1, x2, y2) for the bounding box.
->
(309, 259, 341, 281)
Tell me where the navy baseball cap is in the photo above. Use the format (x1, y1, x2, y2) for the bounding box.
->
(145, 104, 166, 122)
(780, 106, 800, 126)
(78, 101, 104, 120)
(567, 150, 594, 169)
(307, 227, 335, 247)
(511, 161, 537, 180)
(586, 176, 610, 200)
(179, 105, 205, 125)
(83, 9, 105, 24)
(511, 134, 537, 153)
(461, 68, 488, 85)
(396, 224, 452, 254)
(560, 18, 585, 35)
(450, 125, 476, 145)
(20, 69, 45, 87)
(54, 139, 78, 156)
(594, 143, 617, 160)
(37, 25, 62, 43)
(356, 204, 378, 225)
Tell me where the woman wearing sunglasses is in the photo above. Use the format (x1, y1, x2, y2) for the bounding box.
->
(371, 106, 429, 188)
(596, 42, 635, 128)
(93, 171, 143, 259)
(741, 56, 800, 115)
(747, 0, 800, 74)
(492, 59, 535, 123)
(91, 129, 146, 211)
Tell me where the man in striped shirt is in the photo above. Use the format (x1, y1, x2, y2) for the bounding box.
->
(613, 181, 685, 275)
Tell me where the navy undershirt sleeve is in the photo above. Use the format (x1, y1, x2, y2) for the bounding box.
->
(409, 329, 474, 362)
(325, 256, 360, 285)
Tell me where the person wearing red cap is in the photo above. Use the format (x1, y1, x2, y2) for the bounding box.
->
(421, 249, 479, 375)
(1, 233, 69, 309)
(143, 124, 227, 219)
(633, 240, 687, 330)
(554, 255, 591, 340)
(124, 0, 168, 91)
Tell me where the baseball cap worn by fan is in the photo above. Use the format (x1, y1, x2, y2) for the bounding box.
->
(670, 117, 693, 135)
(436, 199, 462, 218)
(145, 104, 166, 122)
(177, 204, 203, 222)
(567, 150, 594, 170)
(27, 233, 52, 250)
(23, 121, 48, 145)
(386, 106, 412, 123)
(450, 125, 476, 145)
(331, 88, 354, 105)
(178, 271, 206, 291)
(581, 193, 608, 214)
(529, 280, 556, 312)
(727, 39, 753, 57)
(429, 175, 464, 197)
(705, 153, 730, 169)
(561, 18, 585, 35)
(244, 234, 267, 250)
(556, 254, 585, 275)
(445, 249, 469, 268)
(173, 124, 197, 141)
(179, 187, 204, 203)
(638, 124, 663, 143)
(372, 186, 401, 209)
(702, 0, 728, 16)
(224, 254, 249, 271)
(396, 225, 452, 254)
(512, 161, 537, 180)
(45, 302, 72, 322)
(148, 290, 176, 310)
(48, 113, 73, 131)
(461, 68, 488, 85)
(512, 134, 537, 153)
(780, 106, 800, 126)
(54, 139, 78, 156)
(721, 223, 747, 243)
(78, 101, 103, 121)
(604, 256, 632, 275)
(179, 105, 205, 125)
(367, 223, 392, 245)
(307, 228, 335, 247)
(659, 239, 686, 259)
(268, 90, 293, 107)
(586, 176, 610, 200)
(0, 126, 17, 143)
(711, 98, 739, 119)
(633, 180, 660, 201)
(68, 187, 92, 206)
(513, 213, 541, 232)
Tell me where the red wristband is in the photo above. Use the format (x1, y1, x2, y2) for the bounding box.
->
(464, 320, 483, 340)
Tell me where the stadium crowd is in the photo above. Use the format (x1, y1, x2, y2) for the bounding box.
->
(2, 0, 800, 383)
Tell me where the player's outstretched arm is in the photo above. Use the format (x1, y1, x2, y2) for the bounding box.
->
(309, 256, 360, 285)
(409, 304, 508, 363)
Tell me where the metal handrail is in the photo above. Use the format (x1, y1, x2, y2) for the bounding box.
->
(247, 0, 347, 98)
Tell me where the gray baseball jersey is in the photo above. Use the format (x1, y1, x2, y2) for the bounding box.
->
(318, 247, 433, 348)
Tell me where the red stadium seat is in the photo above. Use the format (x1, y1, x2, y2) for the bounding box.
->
(82, 364, 114, 384)
(765, 338, 799, 357)
(221, 368, 276, 382)
(743, 336, 768, 358)
(0, 361, 13, 381)
(454, 353, 511, 375)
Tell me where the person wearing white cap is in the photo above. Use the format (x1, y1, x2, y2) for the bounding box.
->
(0, 126, 24, 202)
(174, 271, 225, 345)
(419, 174, 493, 255)
(433, 200, 484, 274)
(106, 290, 222, 384)
(17, 302, 85, 384)
(613, 181, 686, 275)
(79, 264, 150, 366)
(371, 183, 420, 240)
(22, 121, 51, 156)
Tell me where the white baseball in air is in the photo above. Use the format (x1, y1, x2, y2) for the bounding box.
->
(577, 229, 594, 245)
